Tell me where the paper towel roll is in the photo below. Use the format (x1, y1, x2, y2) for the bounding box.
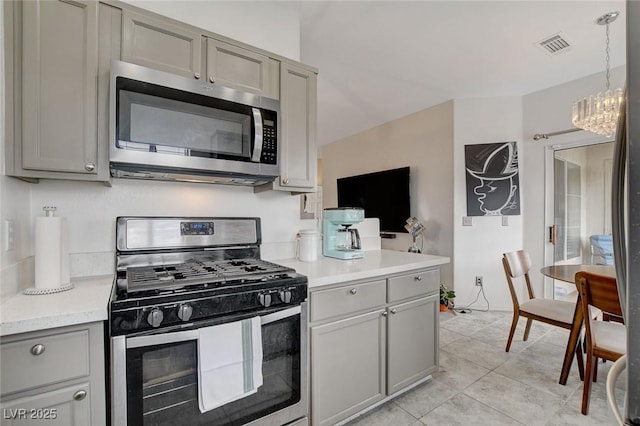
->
(35, 214, 70, 289)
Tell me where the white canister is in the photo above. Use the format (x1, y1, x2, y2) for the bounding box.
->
(297, 229, 318, 262)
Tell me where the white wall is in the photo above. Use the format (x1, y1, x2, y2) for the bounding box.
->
(522, 66, 625, 297)
(1, 1, 307, 297)
(321, 101, 455, 288)
(453, 97, 524, 310)
(121, 0, 301, 61)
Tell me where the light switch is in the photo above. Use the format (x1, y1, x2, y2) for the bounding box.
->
(502, 216, 509, 226)
(462, 216, 472, 226)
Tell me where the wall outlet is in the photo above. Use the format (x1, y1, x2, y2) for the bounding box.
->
(475, 276, 483, 286)
(462, 216, 472, 226)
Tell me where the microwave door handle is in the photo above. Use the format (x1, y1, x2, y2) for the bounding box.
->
(251, 108, 263, 162)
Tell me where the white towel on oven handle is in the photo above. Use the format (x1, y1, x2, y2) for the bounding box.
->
(197, 316, 263, 413)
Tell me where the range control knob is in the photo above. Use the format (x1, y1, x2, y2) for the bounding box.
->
(147, 308, 164, 328)
(258, 292, 272, 308)
(279, 289, 292, 304)
(177, 304, 193, 322)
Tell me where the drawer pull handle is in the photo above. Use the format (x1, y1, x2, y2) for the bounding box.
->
(194, 72, 201, 79)
(381, 311, 388, 317)
(73, 390, 87, 401)
(30, 344, 45, 356)
(84, 162, 96, 172)
(390, 308, 397, 314)
(349, 288, 357, 295)
(414, 275, 423, 281)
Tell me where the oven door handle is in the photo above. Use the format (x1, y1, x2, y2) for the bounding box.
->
(260, 305, 301, 325)
(126, 305, 301, 349)
(127, 329, 199, 349)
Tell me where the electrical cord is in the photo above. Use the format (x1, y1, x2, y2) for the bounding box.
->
(453, 284, 491, 314)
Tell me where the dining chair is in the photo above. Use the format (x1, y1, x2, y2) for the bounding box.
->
(576, 271, 626, 415)
(502, 251, 584, 378)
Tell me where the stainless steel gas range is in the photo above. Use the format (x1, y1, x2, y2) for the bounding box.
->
(109, 217, 308, 426)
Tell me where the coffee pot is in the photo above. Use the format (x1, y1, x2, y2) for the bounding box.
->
(335, 227, 361, 251)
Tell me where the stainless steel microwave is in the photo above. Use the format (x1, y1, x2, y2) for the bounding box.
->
(109, 61, 280, 185)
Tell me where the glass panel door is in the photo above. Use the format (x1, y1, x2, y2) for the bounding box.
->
(551, 142, 615, 300)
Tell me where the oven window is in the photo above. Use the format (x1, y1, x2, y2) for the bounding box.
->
(126, 315, 301, 425)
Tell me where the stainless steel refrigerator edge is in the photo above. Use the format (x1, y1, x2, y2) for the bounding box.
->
(613, 2, 639, 424)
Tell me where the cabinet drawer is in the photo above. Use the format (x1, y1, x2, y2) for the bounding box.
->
(387, 269, 439, 303)
(311, 280, 386, 322)
(1, 329, 90, 395)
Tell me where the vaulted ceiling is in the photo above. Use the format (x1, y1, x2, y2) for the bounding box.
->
(299, 1, 627, 146)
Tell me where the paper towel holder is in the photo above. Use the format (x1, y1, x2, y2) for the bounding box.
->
(23, 206, 74, 295)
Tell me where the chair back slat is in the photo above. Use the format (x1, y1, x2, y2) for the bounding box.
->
(504, 250, 531, 278)
(502, 256, 521, 310)
(503, 250, 536, 300)
(577, 271, 623, 317)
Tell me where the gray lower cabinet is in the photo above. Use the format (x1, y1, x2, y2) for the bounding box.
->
(4, 0, 107, 181)
(0, 322, 106, 426)
(311, 310, 386, 426)
(309, 268, 440, 426)
(387, 294, 439, 394)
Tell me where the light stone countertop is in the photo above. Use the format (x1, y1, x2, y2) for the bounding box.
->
(0, 275, 113, 337)
(0, 251, 448, 336)
(276, 249, 450, 289)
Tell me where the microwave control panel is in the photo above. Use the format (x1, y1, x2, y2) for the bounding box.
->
(260, 110, 277, 164)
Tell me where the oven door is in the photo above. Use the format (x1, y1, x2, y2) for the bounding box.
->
(111, 304, 307, 426)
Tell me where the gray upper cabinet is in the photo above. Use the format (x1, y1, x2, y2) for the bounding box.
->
(257, 62, 317, 193)
(206, 38, 279, 98)
(279, 63, 317, 190)
(121, 9, 203, 80)
(7, 0, 104, 180)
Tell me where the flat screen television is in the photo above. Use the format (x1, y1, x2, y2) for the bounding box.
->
(337, 167, 410, 233)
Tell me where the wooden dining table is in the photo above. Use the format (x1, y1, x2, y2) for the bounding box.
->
(539, 264, 616, 385)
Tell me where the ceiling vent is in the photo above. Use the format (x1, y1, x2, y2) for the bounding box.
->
(537, 33, 572, 55)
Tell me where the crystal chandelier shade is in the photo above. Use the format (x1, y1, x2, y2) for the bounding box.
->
(571, 11, 623, 138)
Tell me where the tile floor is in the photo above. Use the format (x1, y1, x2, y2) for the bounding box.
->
(345, 309, 626, 426)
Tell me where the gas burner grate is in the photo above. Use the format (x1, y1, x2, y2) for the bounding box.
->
(125, 258, 294, 294)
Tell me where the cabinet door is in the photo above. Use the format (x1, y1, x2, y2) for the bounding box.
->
(122, 9, 203, 80)
(387, 294, 439, 394)
(21, 0, 98, 174)
(277, 63, 317, 190)
(311, 310, 386, 426)
(206, 38, 278, 98)
(1, 382, 91, 426)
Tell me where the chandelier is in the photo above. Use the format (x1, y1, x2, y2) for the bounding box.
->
(571, 11, 623, 138)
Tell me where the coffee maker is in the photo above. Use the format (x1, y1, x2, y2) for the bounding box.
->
(323, 208, 364, 260)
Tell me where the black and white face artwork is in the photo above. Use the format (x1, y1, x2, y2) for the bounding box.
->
(465, 141, 521, 217)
